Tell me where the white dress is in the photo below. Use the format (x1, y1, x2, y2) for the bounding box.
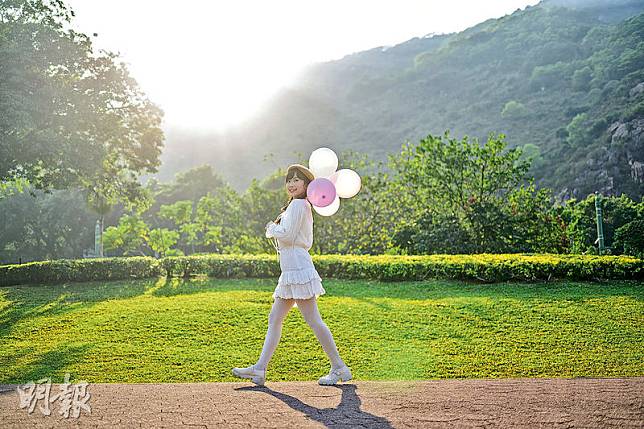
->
(265, 198, 326, 300)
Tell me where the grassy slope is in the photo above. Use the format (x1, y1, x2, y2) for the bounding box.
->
(0, 277, 642, 383)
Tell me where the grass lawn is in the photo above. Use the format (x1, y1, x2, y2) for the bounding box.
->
(0, 277, 642, 383)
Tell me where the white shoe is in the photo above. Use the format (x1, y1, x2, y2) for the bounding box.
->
(232, 365, 266, 386)
(318, 365, 352, 385)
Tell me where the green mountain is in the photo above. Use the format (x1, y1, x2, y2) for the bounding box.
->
(157, 0, 644, 199)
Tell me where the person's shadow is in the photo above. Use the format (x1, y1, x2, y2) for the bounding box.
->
(235, 383, 393, 428)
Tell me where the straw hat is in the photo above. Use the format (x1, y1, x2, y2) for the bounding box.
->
(286, 164, 315, 182)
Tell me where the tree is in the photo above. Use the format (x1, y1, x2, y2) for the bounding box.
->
(557, 193, 644, 254)
(0, 186, 96, 263)
(566, 113, 590, 146)
(501, 100, 528, 119)
(147, 228, 181, 258)
(1, 0, 164, 208)
(614, 219, 644, 258)
(520, 143, 545, 172)
(239, 176, 289, 254)
(572, 66, 592, 91)
(392, 131, 530, 216)
(387, 131, 544, 253)
(158, 200, 196, 254)
(102, 214, 149, 256)
(194, 186, 246, 254)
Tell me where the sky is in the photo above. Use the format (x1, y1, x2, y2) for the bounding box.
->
(65, 0, 540, 132)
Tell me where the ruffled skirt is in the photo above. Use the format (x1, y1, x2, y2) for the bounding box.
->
(273, 246, 325, 300)
(273, 277, 326, 300)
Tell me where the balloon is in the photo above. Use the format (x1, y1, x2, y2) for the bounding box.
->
(329, 169, 361, 198)
(306, 178, 336, 208)
(312, 193, 340, 216)
(309, 148, 338, 178)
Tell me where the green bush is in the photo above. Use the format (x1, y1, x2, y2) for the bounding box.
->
(1, 253, 642, 286)
(159, 254, 279, 279)
(614, 219, 644, 258)
(501, 100, 528, 119)
(312, 254, 644, 282)
(0, 257, 161, 286)
(559, 194, 643, 254)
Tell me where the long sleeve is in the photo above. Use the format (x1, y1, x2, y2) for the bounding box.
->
(265, 199, 305, 243)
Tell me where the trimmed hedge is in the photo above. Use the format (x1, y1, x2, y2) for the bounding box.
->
(1, 253, 643, 287)
(0, 256, 161, 286)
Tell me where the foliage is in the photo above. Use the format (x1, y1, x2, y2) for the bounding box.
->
(566, 112, 591, 146)
(147, 228, 181, 258)
(4, 136, 644, 262)
(0, 256, 160, 286)
(0, 0, 164, 210)
(312, 149, 398, 255)
(614, 219, 644, 258)
(0, 186, 96, 263)
(386, 131, 565, 254)
(102, 214, 149, 256)
(501, 100, 528, 119)
(557, 193, 644, 255)
(1, 253, 642, 287)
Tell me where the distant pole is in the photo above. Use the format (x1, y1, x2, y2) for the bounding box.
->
(95, 219, 101, 257)
(594, 192, 605, 255)
(99, 215, 104, 257)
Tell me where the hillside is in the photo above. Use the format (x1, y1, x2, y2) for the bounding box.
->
(156, 0, 644, 199)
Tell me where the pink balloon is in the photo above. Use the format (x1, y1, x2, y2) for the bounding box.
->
(307, 178, 336, 208)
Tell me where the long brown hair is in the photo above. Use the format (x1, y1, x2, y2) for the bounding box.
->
(273, 167, 312, 224)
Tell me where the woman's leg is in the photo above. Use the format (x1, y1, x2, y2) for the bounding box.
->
(295, 297, 346, 370)
(254, 297, 295, 370)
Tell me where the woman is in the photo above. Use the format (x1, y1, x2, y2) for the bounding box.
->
(232, 164, 352, 386)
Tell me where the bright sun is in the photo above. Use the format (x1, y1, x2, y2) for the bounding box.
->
(138, 49, 304, 132)
(65, 0, 540, 132)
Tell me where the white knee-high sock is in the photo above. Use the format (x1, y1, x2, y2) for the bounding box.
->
(254, 298, 294, 370)
(297, 298, 345, 369)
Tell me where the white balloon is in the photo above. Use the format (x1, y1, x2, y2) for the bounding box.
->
(312, 193, 340, 216)
(309, 148, 338, 178)
(329, 169, 361, 198)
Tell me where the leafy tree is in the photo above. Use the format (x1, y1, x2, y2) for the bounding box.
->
(239, 176, 292, 254)
(0, 186, 95, 263)
(392, 131, 529, 216)
(505, 183, 567, 253)
(565, 113, 591, 146)
(194, 186, 245, 254)
(572, 66, 593, 91)
(103, 214, 149, 256)
(614, 219, 644, 257)
(520, 143, 545, 172)
(501, 100, 528, 119)
(158, 200, 196, 253)
(529, 61, 569, 90)
(147, 228, 181, 258)
(0, 0, 164, 207)
(387, 131, 562, 254)
(557, 193, 643, 254)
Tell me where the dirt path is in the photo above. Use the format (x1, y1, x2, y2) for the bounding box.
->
(1, 376, 642, 428)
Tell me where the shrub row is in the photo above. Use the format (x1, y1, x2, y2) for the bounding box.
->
(1, 253, 643, 287)
(347, 254, 644, 282)
(0, 256, 160, 286)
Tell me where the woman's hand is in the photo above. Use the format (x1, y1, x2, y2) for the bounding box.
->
(274, 213, 283, 225)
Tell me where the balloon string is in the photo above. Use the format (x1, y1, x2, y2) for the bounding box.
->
(269, 237, 280, 262)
